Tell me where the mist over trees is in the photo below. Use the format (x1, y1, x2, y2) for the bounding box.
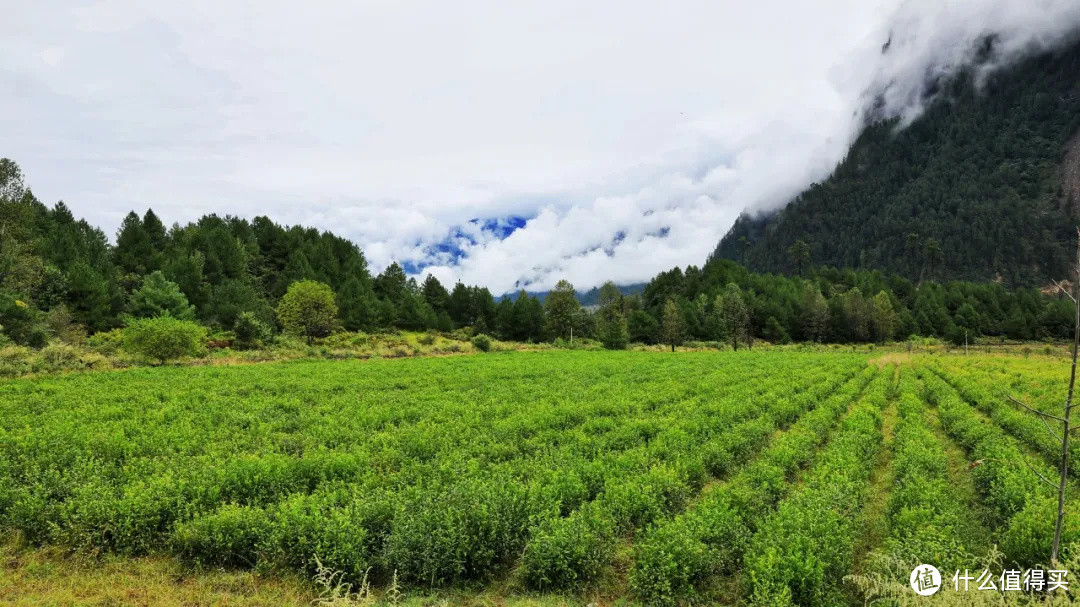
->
(1, 154, 1077, 349)
(716, 38, 1080, 286)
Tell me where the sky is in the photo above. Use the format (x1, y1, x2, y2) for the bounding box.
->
(4, 1, 1080, 294)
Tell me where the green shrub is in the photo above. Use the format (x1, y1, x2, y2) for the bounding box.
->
(0, 345, 32, 377)
(265, 490, 373, 581)
(45, 305, 87, 345)
(471, 334, 492, 352)
(418, 332, 436, 346)
(173, 504, 270, 568)
(0, 294, 49, 347)
(87, 328, 125, 354)
(233, 311, 270, 350)
(1001, 495, 1080, 566)
(122, 315, 207, 365)
(34, 343, 85, 373)
(520, 503, 614, 590)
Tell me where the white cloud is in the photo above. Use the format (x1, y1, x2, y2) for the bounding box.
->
(3, 1, 1079, 294)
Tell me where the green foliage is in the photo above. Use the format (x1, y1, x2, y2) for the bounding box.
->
(544, 280, 580, 341)
(86, 328, 125, 355)
(0, 351, 870, 593)
(627, 309, 659, 344)
(206, 279, 272, 330)
(173, 504, 271, 568)
(596, 282, 629, 350)
(470, 333, 492, 352)
(122, 315, 207, 364)
(660, 299, 684, 351)
(233, 311, 270, 350)
(0, 294, 48, 347)
(719, 283, 750, 350)
(629, 367, 878, 605)
(276, 280, 338, 345)
(520, 503, 614, 590)
(127, 271, 196, 321)
(716, 41, 1080, 285)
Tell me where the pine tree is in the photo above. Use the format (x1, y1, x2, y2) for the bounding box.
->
(869, 290, 896, 344)
(374, 262, 408, 308)
(337, 276, 377, 331)
(128, 271, 196, 321)
(597, 281, 628, 350)
(207, 279, 272, 329)
(114, 211, 152, 276)
(800, 284, 829, 342)
(142, 208, 168, 271)
(421, 275, 450, 315)
(448, 282, 473, 327)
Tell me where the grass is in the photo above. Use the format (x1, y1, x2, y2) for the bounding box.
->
(1, 533, 314, 607)
(0, 532, 620, 607)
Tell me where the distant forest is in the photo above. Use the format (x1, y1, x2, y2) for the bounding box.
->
(715, 37, 1080, 286)
(1, 156, 1075, 348)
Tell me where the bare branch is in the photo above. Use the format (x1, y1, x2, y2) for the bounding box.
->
(1021, 457, 1062, 490)
(1008, 394, 1067, 423)
(1031, 406, 1065, 442)
(1051, 279, 1078, 303)
(973, 457, 1059, 490)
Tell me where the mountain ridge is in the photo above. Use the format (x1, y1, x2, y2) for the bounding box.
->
(713, 36, 1080, 286)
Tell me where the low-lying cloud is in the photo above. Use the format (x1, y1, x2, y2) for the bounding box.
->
(4, 1, 1080, 295)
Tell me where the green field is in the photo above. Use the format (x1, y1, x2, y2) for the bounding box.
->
(1, 350, 1078, 605)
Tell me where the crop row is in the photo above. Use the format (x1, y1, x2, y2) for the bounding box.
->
(919, 370, 1077, 565)
(930, 362, 1079, 477)
(519, 357, 866, 590)
(861, 372, 977, 582)
(628, 365, 882, 605)
(0, 351, 867, 590)
(740, 367, 891, 606)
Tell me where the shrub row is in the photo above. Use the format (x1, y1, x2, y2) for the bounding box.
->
(920, 370, 1078, 565)
(856, 374, 976, 593)
(740, 369, 889, 606)
(628, 365, 882, 606)
(518, 359, 865, 590)
(0, 351, 869, 592)
(932, 362, 1080, 477)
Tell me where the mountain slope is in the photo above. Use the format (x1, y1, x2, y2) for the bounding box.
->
(714, 38, 1080, 286)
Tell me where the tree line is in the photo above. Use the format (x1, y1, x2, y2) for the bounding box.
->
(1, 157, 1075, 350)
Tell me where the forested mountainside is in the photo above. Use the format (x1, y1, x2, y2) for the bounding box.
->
(714, 37, 1080, 286)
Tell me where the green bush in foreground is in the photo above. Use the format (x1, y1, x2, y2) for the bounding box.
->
(122, 315, 207, 365)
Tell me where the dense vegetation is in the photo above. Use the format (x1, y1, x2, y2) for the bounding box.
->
(715, 38, 1080, 286)
(2, 154, 1075, 358)
(1, 350, 1077, 604)
(0, 158, 540, 346)
(638, 257, 1076, 347)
